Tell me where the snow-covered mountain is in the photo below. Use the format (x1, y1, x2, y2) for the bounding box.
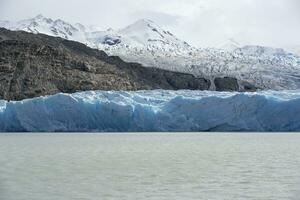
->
(0, 14, 85, 41)
(87, 18, 192, 55)
(0, 15, 191, 52)
(1, 15, 300, 90)
(116, 19, 190, 49)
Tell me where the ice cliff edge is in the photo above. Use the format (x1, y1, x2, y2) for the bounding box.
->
(0, 90, 299, 132)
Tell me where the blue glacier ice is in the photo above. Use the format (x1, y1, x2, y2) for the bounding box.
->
(0, 90, 300, 132)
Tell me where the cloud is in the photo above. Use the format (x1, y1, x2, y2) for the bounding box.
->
(170, 0, 300, 47)
(129, 10, 181, 27)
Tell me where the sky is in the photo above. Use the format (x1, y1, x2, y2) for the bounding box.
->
(0, 0, 300, 48)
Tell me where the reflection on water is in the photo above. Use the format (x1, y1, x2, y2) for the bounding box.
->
(0, 134, 300, 200)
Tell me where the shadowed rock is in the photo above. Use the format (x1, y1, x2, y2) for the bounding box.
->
(214, 77, 239, 91)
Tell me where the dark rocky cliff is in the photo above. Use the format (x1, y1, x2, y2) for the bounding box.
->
(0, 28, 256, 101)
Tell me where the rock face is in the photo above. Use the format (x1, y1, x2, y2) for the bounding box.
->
(214, 77, 239, 91)
(0, 28, 256, 101)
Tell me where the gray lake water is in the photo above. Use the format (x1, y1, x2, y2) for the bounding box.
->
(0, 134, 300, 200)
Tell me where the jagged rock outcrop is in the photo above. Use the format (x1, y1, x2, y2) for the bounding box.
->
(0, 28, 256, 101)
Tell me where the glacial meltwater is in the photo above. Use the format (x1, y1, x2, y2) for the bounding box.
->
(0, 134, 300, 200)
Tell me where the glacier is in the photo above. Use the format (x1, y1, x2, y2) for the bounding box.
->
(0, 90, 300, 132)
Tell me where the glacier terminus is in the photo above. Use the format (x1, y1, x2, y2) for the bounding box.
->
(0, 90, 300, 132)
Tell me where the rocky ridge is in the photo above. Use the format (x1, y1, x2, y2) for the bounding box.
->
(0, 28, 256, 101)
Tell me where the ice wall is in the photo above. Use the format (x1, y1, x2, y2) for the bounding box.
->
(0, 90, 300, 132)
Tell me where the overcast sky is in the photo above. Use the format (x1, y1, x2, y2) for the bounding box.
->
(1, 0, 300, 47)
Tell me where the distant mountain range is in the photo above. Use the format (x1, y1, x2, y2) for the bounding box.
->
(1, 15, 300, 90)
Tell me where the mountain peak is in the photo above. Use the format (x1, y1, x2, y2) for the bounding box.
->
(227, 38, 240, 45)
(120, 18, 160, 34)
(116, 18, 190, 48)
(218, 38, 241, 51)
(133, 18, 156, 25)
(34, 14, 44, 19)
(30, 14, 53, 24)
